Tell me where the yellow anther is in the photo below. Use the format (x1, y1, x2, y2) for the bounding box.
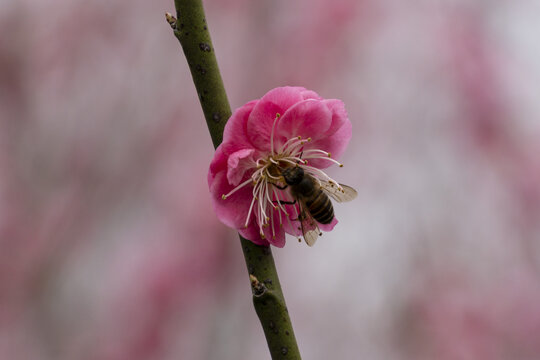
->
(222, 194, 227, 200)
(327, 152, 332, 157)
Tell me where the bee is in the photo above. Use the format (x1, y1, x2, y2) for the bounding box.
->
(280, 166, 357, 246)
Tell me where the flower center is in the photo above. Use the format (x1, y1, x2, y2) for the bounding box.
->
(221, 113, 344, 240)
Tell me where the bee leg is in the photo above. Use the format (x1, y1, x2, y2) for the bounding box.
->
(274, 184, 288, 190)
(272, 199, 296, 205)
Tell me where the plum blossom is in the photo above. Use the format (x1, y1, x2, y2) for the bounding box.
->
(208, 86, 352, 247)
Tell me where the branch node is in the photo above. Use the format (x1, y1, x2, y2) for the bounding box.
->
(165, 12, 177, 29)
(249, 274, 267, 296)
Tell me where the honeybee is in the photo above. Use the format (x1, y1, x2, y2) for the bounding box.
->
(280, 166, 357, 246)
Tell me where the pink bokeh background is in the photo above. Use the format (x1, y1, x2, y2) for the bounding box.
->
(1, 0, 539, 359)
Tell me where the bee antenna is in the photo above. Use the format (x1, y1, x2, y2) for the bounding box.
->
(294, 151, 303, 166)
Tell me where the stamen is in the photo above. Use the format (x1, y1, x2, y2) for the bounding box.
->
(279, 158, 301, 166)
(270, 211, 275, 239)
(301, 164, 338, 181)
(244, 192, 258, 228)
(222, 177, 254, 199)
(301, 151, 343, 166)
(264, 181, 275, 209)
(270, 113, 280, 155)
(265, 170, 282, 181)
(287, 156, 307, 165)
(272, 187, 288, 216)
(302, 149, 330, 157)
(283, 137, 307, 155)
(256, 183, 268, 224)
(279, 135, 302, 154)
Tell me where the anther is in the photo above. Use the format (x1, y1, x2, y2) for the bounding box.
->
(222, 194, 227, 200)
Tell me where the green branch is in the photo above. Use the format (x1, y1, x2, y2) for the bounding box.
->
(166, 2, 301, 359)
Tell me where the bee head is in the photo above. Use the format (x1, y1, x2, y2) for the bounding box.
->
(282, 166, 304, 185)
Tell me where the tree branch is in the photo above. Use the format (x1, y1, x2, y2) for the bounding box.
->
(166, 2, 301, 358)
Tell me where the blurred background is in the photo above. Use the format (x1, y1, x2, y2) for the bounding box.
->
(1, 0, 540, 359)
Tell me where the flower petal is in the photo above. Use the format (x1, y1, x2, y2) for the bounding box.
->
(303, 100, 352, 168)
(276, 99, 333, 144)
(222, 100, 257, 150)
(208, 146, 227, 186)
(246, 87, 307, 151)
(239, 225, 271, 246)
(227, 148, 255, 186)
(209, 170, 252, 230)
(299, 89, 323, 101)
(318, 217, 338, 232)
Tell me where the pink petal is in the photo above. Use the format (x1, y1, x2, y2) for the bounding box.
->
(260, 212, 287, 248)
(303, 100, 352, 168)
(239, 225, 271, 246)
(318, 217, 338, 232)
(209, 170, 252, 230)
(246, 87, 307, 151)
(299, 89, 323, 101)
(260, 86, 307, 110)
(307, 118, 352, 168)
(222, 100, 257, 150)
(208, 146, 228, 186)
(268, 229, 286, 248)
(322, 99, 349, 138)
(276, 99, 333, 144)
(227, 149, 255, 186)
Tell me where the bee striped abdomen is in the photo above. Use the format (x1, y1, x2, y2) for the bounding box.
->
(305, 189, 334, 224)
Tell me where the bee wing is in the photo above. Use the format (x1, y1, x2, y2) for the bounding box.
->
(298, 202, 321, 247)
(319, 180, 358, 203)
(301, 219, 320, 247)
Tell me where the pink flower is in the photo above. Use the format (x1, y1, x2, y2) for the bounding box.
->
(208, 86, 353, 247)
